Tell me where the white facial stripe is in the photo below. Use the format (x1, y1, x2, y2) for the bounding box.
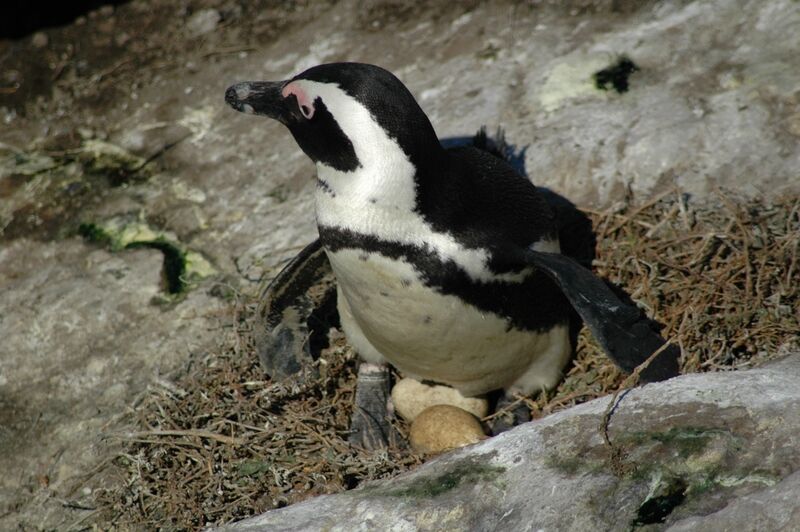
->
(293, 79, 416, 205)
(299, 79, 557, 283)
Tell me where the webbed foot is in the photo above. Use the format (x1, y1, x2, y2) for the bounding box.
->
(348, 362, 394, 449)
(488, 394, 532, 435)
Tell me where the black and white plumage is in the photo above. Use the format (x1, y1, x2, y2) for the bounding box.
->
(225, 63, 678, 437)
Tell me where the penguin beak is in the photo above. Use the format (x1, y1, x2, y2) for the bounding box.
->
(225, 80, 289, 123)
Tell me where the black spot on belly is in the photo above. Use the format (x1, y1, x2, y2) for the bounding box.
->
(400, 279, 412, 287)
(423, 315, 432, 324)
(368, 197, 377, 204)
(317, 179, 336, 197)
(358, 253, 369, 262)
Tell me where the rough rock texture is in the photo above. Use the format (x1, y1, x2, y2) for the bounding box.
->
(2, 0, 799, 528)
(667, 471, 800, 531)
(224, 354, 800, 531)
(0, 239, 226, 527)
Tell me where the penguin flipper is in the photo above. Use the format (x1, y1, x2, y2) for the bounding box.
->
(521, 249, 679, 382)
(255, 238, 338, 379)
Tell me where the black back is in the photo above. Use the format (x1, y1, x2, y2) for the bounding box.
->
(419, 146, 558, 271)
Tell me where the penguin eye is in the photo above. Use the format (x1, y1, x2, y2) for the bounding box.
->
(299, 102, 314, 119)
(282, 82, 316, 120)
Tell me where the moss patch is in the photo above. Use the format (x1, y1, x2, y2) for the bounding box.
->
(547, 422, 767, 527)
(622, 426, 717, 459)
(538, 54, 613, 112)
(78, 222, 113, 246)
(77, 139, 149, 185)
(1, 139, 152, 241)
(78, 217, 216, 294)
(546, 452, 606, 476)
(377, 457, 505, 498)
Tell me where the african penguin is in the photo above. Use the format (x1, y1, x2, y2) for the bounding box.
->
(225, 62, 678, 441)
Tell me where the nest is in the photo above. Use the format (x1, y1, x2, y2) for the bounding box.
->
(95, 192, 799, 529)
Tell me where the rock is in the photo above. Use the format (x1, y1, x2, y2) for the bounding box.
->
(0, 238, 225, 526)
(186, 9, 221, 37)
(221, 354, 800, 531)
(409, 405, 487, 455)
(666, 470, 800, 531)
(391, 378, 489, 422)
(31, 32, 48, 48)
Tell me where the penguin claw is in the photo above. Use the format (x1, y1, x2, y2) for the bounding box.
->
(348, 362, 394, 450)
(488, 395, 532, 436)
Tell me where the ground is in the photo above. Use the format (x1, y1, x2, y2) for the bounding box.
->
(1, 0, 799, 529)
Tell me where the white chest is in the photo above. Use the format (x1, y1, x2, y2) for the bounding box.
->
(326, 246, 569, 396)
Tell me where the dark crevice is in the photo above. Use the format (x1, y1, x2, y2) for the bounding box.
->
(631, 478, 687, 527)
(594, 57, 639, 93)
(342, 473, 359, 490)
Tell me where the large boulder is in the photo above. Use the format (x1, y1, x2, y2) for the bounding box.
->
(224, 354, 800, 531)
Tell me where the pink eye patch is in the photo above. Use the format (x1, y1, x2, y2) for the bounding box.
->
(282, 82, 315, 119)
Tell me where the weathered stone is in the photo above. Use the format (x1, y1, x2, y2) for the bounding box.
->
(666, 470, 800, 531)
(186, 8, 221, 37)
(0, 239, 225, 527)
(223, 354, 800, 531)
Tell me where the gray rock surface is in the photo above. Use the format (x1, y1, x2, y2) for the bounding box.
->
(1, 0, 799, 528)
(667, 470, 800, 532)
(224, 354, 800, 531)
(0, 239, 226, 527)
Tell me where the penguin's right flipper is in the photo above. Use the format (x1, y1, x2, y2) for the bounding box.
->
(255, 238, 338, 379)
(520, 249, 680, 383)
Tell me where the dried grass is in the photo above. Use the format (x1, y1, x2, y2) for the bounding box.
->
(95, 192, 799, 529)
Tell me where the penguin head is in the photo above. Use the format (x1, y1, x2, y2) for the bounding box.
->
(225, 62, 442, 174)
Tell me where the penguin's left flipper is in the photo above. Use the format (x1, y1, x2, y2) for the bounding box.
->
(519, 249, 679, 382)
